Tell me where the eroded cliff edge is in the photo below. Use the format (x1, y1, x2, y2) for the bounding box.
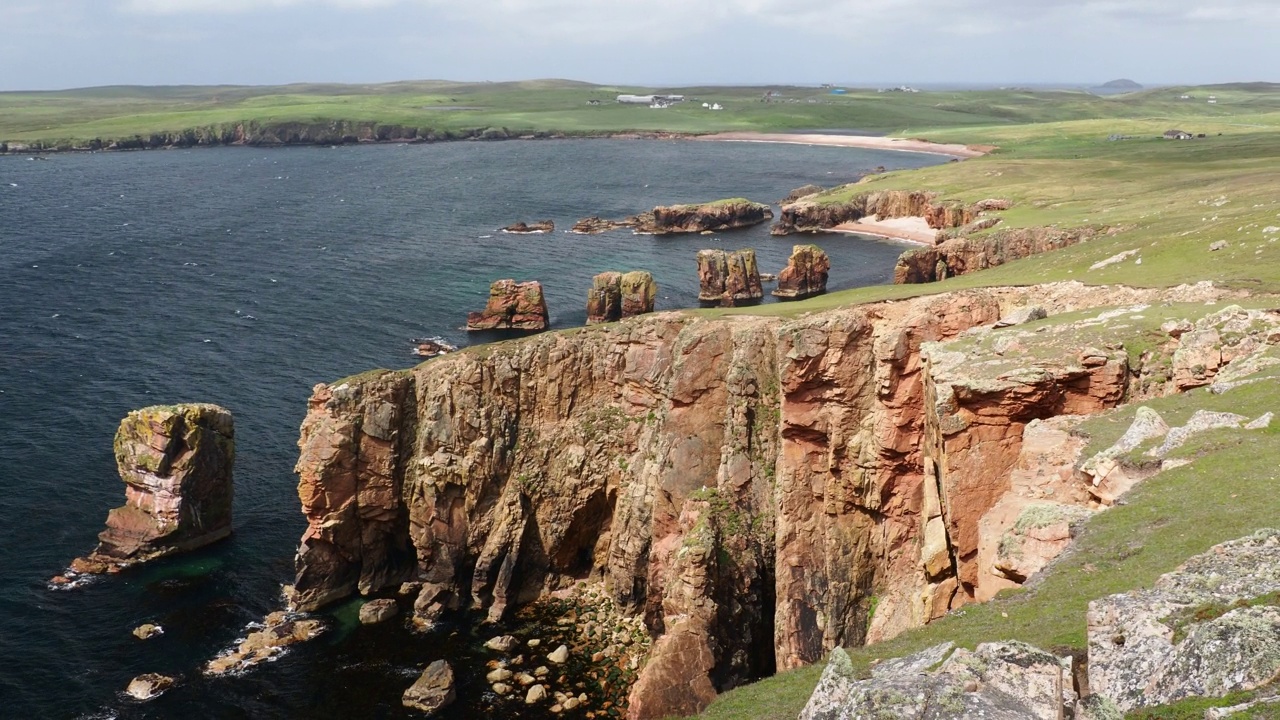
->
(285, 281, 1238, 719)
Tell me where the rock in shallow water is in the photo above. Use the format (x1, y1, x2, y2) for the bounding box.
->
(132, 623, 163, 640)
(204, 611, 325, 676)
(126, 673, 175, 701)
(402, 660, 456, 715)
(358, 598, 399, 625)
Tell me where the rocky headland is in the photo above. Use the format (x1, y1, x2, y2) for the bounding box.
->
(56, 404, 235, 582)
(280, 276, 1277, 718)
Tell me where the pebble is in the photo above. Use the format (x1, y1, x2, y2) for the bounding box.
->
(526, 684, 547, 704)
(548, 644, 569, 664)
(486, 668, 512, 683)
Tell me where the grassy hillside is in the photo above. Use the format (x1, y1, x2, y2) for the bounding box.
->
(7, 80, 1280, 148)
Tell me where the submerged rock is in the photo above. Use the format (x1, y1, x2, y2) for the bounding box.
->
(772, 244, 830, 300)
(132, 623, 163, 640)
(65, 404, 235, 577)
(466, 279, 549, 332)
(402, 659, 457, 715)
(126, 673, 175, 701)
(696, 248, 763, 306)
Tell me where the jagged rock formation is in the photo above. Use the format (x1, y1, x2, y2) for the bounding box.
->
(286, 281, 1254, 718)
(697, 249, 763, 306)
(772, 244, 830, 300)
(403, 660, 457, 714)
(205, 611, 325, 675)
(1088, 529, 1280, 712)
(501, 220, 554, 234)
(587, 271, 657, 324)
(780, 184, 825, 205)
(772, 189, 988, 236)
(894, 226, 1102, 284)
(800, 642, 1079, 720)
(65, 404, 235, 576)
(466, 280, 550, 331)
(571, 216, 645, 234)
(641, 199, 773, 234)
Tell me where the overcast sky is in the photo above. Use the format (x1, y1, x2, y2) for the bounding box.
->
(2, 0, 1276, 91)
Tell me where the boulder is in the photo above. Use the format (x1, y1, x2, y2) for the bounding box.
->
(502, 220, 554, 234)
(66, 404, 235, 576)
(526, 684, 548, 704)
(359, 598, 399, 625)
(126, 673, 175, 701)
(547, 644, 569, 664)
(402, 659, 457, 715)
(1087, 529, 1280, 711)
(772, 244, 830, 300)
(799, 641, 1075, 720)
(993, 305, 1047, 327)
(696, 249, 763, 307)
(485, 635, 518, 653)
(466, 280, 549, 331)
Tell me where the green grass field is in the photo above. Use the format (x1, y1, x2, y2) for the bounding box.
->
(9, 78, 1280, 719)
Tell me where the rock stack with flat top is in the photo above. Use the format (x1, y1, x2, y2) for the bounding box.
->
(773, 244, 830, 300)
(466, 279, 550, 331)
(697, 249, 763, 307)
(64, 404, 235, 577)
(587, 271, 657, 324)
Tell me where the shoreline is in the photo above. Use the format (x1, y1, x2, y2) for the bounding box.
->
(693, 132, 993, 158)
(828, 217, 939, 246)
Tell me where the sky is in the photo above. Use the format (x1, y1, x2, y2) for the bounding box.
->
(2, 0, 1277, 91)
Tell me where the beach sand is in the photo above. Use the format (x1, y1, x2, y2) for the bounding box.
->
(695, 132, 991, 159)
(830, 216, 938, 245)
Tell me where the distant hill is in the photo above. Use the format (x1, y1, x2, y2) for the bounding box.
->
(1098, 79, 1143, 90)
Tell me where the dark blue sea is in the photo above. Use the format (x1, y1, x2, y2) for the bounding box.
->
(0, 139, 940, 718)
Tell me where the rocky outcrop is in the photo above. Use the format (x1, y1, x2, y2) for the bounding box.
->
(800, 642, 1077, 720)
(359, 598, 399, 624)
(588, 271, 657, 324)
(502, 220, 554, 234)
(571, 216, 645, 234)
(205, 611, 325, 675)
(772, 189, 991, 236)
(466, 280, 550, 331)
(780, 184, 825, 205)
(697, 249, 763, 306)
(641, 199, 773, 234)
(402, 660, 457, 715)
(1087, 529, 1280, 712)
(894, 226, 1102, 284)
(772, 244, 830, 300)
(286, 281, 1245, 718)
(126, 673, 176, 701)
(64, 404, 235, 577)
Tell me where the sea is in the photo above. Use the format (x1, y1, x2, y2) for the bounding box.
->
(0, 138, 942, 718)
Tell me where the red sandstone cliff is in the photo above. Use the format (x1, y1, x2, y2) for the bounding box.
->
(287, 281, 1242, 718)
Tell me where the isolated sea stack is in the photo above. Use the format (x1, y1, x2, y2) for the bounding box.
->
(773, 244, 830, 300)
(642, 199, 774, 234)
(466, 279, 550, 331)
(587, 270, 657, 324)
(697, 248, 763, 306)
(63, 404, 235, 577)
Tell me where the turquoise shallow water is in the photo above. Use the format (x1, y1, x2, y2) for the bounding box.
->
(0, 139, 940, 718)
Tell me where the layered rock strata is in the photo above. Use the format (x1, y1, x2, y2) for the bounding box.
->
(894, 226, 1102, 284)
(587, 271, 657, 325)
(66, 404, 235, 576)
(697, 248, 763, 306)
(466, 280, 550, 331)
(772, 244, 830, 300)
(771, 189, 987, 236)
(287, 281, 1242, 719)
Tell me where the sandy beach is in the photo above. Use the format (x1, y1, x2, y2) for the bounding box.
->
(830, 216, 939, 245)
(695, 132, 992, 159)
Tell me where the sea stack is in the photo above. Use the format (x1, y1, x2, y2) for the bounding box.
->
(697, 249, 763, 307)
(644, 199, 774, 234)
(587, 270, 657, 324)
(67, 404, 235, 576)
(466, 279, 550, 331)
(772, 244, 830, 300)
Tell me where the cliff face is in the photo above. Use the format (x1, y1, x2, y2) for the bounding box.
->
(894, 226, 1103, 284)
(771, 190, 977, 236)
(288, 282, 1234, 718)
